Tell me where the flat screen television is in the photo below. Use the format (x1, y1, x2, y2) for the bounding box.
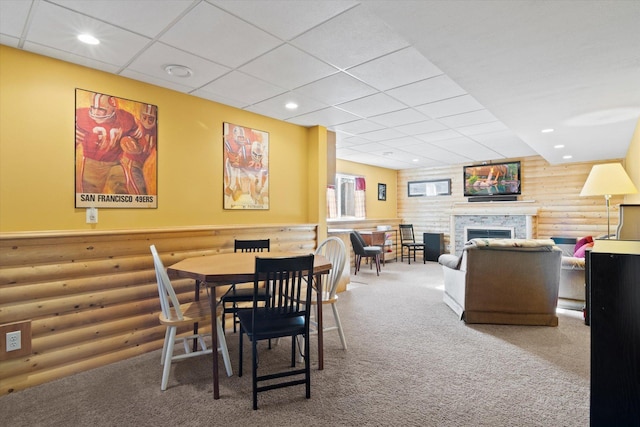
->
(463, 161, 521, 197)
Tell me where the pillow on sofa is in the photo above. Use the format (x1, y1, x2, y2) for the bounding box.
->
(574, 236, 593, 255)
(574, 241, 594, 258)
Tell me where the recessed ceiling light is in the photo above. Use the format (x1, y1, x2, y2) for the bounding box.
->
(164, 64, 193, 78)
(77, 34, 100, 45)
(285, 102, 298, 110)
(563, 155, 573, 159)
(541, 128, 554, 133)
(412, 158, 419, 162)
(554, 144, 565, 149)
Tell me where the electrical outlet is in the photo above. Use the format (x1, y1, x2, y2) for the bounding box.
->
(6, 330, 21, 352)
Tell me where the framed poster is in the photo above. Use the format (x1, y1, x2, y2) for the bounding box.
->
(223, 122, 269, 209)
(408, 179, 451, 197)
(378, 183, 387, 201)
(75, 89, 157, 208)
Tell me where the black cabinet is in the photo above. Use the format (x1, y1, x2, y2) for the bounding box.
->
(590, 242, 640, 426)
(423, 233, 444, 262)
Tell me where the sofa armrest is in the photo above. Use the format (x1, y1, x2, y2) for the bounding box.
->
(561, 256, 585, 270)
(438, 253, 462, 270)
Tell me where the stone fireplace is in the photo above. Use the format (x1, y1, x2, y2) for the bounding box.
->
(451, 203, 539, 255)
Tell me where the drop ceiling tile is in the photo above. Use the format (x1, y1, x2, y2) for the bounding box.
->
(337, 93, 406, 118)
(347, 46, 442, 90)
(286, 107, 361, 127)
(160, 1, 281, 68)
(240, 44, 337, 90)
(376, 135, 423, 147)
(394, 120, 448, 136)
(121, 69, 196, 94)
(430, 137, 502, 161)
(197, 71, 286, 106)
(23, 42, 121, 74)
(438, 109, 498, 128)
(51, 0, 193, 38)
(472, 130, 538, 158)
(349, 141, 393, 153)
(291, 5, 410, 69)
(245, 91, 328, 120)
(191, 90, 249, 110)
(339, 135, 375, 147)
(126, 42, 231, 88)
(0, 0, 31, 38)
(210, 0, 357, 40)
(331, 119, 384, 135)
(369, 108, 428, 127)
(386, 75, 467, 106)
(358, 128, 400, 142)
(0, 34, 20, 48)
(456, 121, 508, 136)
(415, 95, 484, 119)
(405, 142, 473, 164)
(415, 129, 463, 143)
(295, 72, 377, 106)
(25, 1, 151, 66)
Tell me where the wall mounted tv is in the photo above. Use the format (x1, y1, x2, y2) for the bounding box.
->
(463, 161, 521, 200)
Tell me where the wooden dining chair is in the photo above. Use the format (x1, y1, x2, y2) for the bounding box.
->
(399, 224, 426, 264)
(303, 237, 348, 350)
(237, 254, 315, 410)
(150, 245, 232, 391)
(220, 239, 270, 333)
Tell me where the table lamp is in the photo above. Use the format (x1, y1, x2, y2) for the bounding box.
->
(580, 163, 638, 238)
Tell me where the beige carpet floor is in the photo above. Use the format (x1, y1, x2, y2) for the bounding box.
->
(0, 260, 590, 426)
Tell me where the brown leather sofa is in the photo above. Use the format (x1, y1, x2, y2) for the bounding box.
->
(438, 239, 562, 326)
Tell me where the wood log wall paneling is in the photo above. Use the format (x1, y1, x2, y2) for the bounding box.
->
(398, 156, 624, 252)
(0, 224, 317, 395)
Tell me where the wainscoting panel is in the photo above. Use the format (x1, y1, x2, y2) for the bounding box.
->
(0, 224, 317, 395)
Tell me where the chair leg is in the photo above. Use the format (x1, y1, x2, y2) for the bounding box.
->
(354, 254, 361, 275)
(252, 338, 258, 410)
(375, 254, 380, 275)
(160, 326, 177, 391)
(216, 315, 233, 377)
(332, 303, 347, 350)
(238, 327, 244, 378)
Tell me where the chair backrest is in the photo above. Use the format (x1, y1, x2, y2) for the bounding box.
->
(349, 232, 366, 256)
(399, 224, 416, 244)
(234, 239, 270, 253)
(252, 254, 315, 325)
(616, 204, 640, 240)
(150, 245, 183, 321)
(315, 237, 347, 299)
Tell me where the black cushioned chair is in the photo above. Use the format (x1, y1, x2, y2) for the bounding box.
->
(399, 224, 425, 264)
(221, 239, 270, 333)
(349, 231, 382, 276)
(237, 254, 315, 410)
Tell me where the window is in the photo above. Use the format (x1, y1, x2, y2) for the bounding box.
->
(332, 174, 366, 219)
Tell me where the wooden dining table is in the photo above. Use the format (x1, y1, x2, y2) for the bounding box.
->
(167, 251, 332, 399)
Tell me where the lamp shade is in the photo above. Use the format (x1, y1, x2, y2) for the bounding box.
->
(580, 163, 638, 197)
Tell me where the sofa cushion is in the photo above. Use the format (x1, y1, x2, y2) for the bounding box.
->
(574, 241, 594, 258)
(574, 236, 593, 255)
(466, 238, 556, 250)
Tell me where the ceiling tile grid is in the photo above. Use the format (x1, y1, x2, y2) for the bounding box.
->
(2, 0, 637, 169)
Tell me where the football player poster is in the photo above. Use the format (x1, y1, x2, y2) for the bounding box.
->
(223, 122, 269, 210)
(75, 89, 157, 208)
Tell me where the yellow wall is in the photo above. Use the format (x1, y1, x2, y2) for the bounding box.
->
(624, 118, 640, 204)
(0, 46, 322, 232)
(336, 159, 397, 219)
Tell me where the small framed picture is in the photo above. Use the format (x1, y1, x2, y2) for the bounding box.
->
(408, 179, 451, 197)
(378, 183, 387, 201)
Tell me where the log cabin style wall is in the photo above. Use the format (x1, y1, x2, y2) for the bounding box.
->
(398, 155, 625, 253)
(0, 224, 317, 395)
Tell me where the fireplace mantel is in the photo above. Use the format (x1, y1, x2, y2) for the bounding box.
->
(450, 202, 540, 255)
